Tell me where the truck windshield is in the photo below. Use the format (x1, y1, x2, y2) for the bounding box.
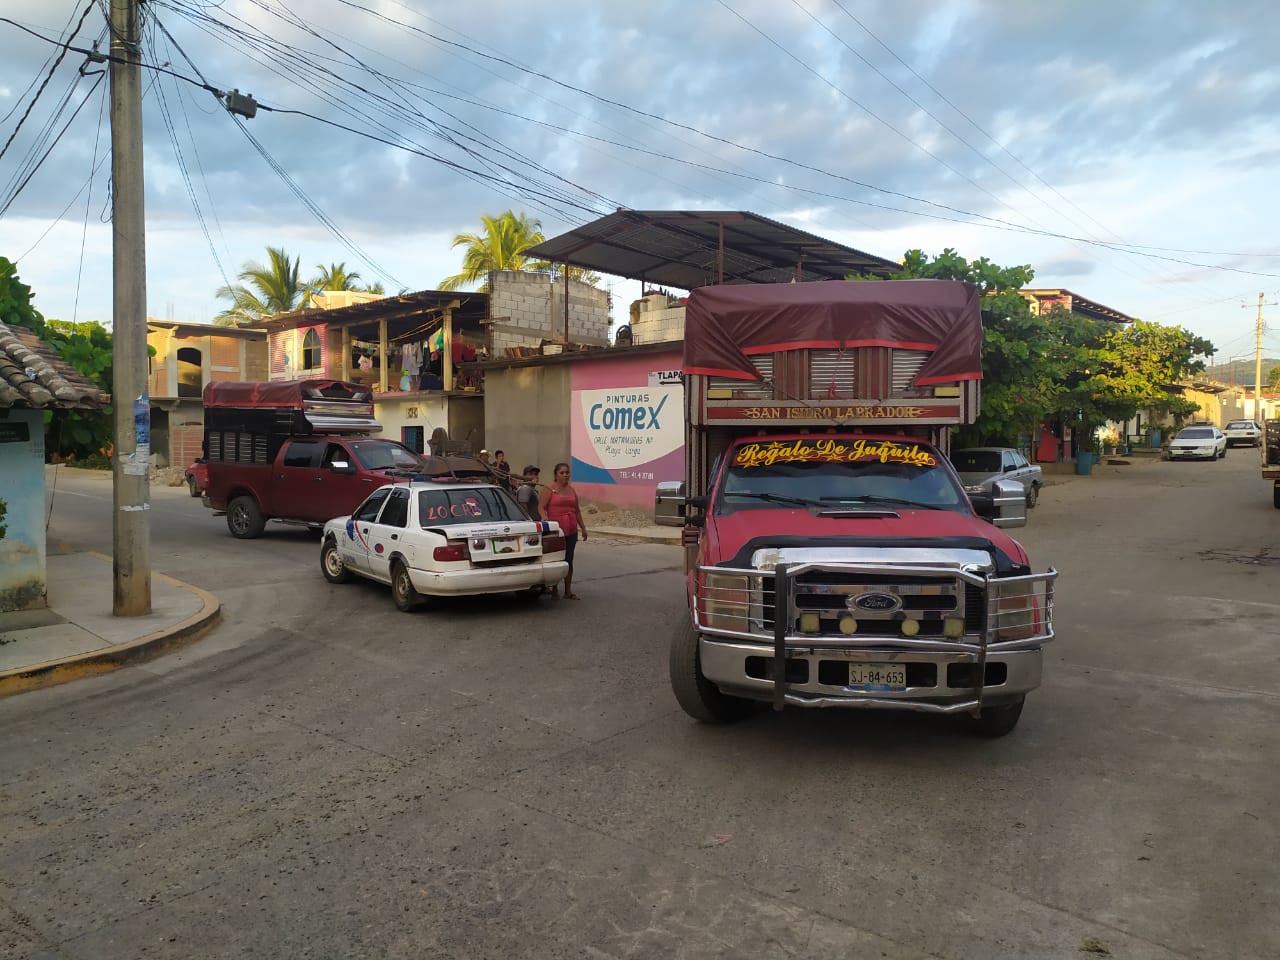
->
(719, 438, 965, 513)
(347, 440, 427, 471)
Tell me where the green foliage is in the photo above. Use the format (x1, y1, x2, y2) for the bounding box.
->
(0, 258, 114, 461)
(439, 211, 547, 291)
(861, 249, 1216, 447)
(882, 249, 1062, 446)
(215, 246, 308, 325)
(1267, 365, 1280, 390)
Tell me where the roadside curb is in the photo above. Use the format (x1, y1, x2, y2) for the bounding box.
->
(0, 558, 221, 698)
(591, 528, 681, 545)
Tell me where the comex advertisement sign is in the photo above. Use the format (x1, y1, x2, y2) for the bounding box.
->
(571, 384, 684, 485)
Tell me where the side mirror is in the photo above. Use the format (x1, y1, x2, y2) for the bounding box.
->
(988, 478, 1027, 529)
(329, 460, 357, 475)
(654, 480, 686, 527)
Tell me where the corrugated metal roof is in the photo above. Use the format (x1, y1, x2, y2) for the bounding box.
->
(525, 210, 900, 290)
(0, 321, 109, 410)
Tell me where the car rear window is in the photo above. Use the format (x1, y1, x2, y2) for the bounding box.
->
(418, 487, 524, 526)
(1226, 421, 1255, 429)
(950, 451, 1001, 473)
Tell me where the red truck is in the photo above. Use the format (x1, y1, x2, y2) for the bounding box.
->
(201, 380, 437, 538)
(656, 280, 1057, 736)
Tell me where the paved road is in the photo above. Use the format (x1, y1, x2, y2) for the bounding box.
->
(2, 455, 1276, 959)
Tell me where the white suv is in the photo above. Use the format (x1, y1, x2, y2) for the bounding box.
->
(1224, 420, 1262, 447)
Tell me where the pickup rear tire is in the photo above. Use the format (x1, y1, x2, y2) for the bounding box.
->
(670, 619, 752, 724)
(187, 477, 199, 498)
(1025, 483, 1039, 508)
(1273, 481, 1280, 509)
(391, 560, 423, 612)
(321, 538, 351, 584)
(969, 698, 1024, 737)
(226, 496, 266, 539)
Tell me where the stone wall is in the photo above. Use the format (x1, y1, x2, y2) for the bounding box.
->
(630, 293, 686, 345)
(488, 271, 611, 356)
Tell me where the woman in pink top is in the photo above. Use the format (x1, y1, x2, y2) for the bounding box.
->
(539, 461, 587, 599)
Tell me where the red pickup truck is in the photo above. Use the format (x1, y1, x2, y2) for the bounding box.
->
(201, 380, 433, 538)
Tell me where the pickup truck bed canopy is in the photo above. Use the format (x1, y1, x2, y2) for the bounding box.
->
(202, 379, 371, 407)
(683, 279, 983, 386)
(203, 379, 380, 434)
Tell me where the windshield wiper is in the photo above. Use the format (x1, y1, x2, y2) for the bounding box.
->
(727, 492, 827, 508)
(823, 495, 944, 511)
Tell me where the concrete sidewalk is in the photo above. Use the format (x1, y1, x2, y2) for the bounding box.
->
(0, 552, 220, 696)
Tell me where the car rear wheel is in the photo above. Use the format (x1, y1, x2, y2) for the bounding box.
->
(669, 618, 753, 724)
(226, 496, 266, 539)
(391, 560, 423, 612)
(321, 538, 351, 584)
(1025, 483, 1039, 508)
(1274, 481, 1280, 510)
(187, 477, 200, 497)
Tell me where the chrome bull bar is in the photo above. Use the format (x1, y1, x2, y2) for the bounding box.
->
(691, 560, 1058, 714)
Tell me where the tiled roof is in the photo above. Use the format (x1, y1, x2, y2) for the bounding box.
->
(0, 320, 110, 409)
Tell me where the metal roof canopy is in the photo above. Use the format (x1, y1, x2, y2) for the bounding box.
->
(524, 210, 901, 290)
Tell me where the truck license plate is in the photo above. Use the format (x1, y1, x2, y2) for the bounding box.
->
(849, 663, 907, 689)
(491, 536, 520, 555)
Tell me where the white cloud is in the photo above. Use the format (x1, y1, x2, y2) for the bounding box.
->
(1, 0, 1277, 350)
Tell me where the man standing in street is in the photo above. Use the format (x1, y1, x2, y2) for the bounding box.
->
(517, 465, 541, 519)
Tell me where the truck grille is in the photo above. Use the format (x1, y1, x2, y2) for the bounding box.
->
(760, 572, 984, 638)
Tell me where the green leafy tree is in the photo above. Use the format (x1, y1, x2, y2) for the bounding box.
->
(215, 246, 307, 325)
(1267, 365, 1280, 391)
(877, 249, 1071, 446)
(439, 211, 547, 291)
(0, 257, 114, 460)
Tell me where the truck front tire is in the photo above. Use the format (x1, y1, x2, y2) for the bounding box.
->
(669, 619, 752, 724)
(969, 698, 1025, 737)
(226, 495, 266, 539)
(1274, 481, 1280, 509)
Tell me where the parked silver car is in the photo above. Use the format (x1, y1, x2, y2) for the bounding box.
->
(949, 447, 1043, 508)
(1224, 420, 1262, 447)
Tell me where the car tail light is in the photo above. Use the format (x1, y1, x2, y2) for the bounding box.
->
(542, 534, 566, 553)
(433, 544, 468, 562)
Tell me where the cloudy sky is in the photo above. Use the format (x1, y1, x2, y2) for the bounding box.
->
(3, 0, 1279, 362)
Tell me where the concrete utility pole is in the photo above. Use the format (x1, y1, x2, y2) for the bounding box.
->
(1255, 293, 1266, 422)
(109, 0, 151, 615)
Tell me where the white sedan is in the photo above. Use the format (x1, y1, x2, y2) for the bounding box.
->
(320, 480, 568, 611)
(1165, 426, 1227, 461)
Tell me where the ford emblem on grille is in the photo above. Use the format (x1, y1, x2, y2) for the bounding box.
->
(849, 592, 901, 614)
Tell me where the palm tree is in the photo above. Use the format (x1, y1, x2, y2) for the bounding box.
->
(312, 262, 363, 291)
(214, 246, 307, 325)
(438, 211, 547, 291)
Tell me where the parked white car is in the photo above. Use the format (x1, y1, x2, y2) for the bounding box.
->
(1223, 420, 1262, 447)
(320, 480, 568, 611)
(1165, 426, 1227, 461)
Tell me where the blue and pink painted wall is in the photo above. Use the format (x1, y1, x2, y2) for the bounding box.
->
(569, 350, 685, 510)
(0, 409, 48, 611)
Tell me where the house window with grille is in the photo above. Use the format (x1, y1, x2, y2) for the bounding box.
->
(301, 329, 322, 371)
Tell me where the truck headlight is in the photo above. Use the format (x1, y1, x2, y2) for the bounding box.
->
(991, 580, 1038, 640)
(701, 572, 750, 630)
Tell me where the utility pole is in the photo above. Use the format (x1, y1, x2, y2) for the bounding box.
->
(1255, 293, 1266, 423)
(109, 0, 151, 615)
